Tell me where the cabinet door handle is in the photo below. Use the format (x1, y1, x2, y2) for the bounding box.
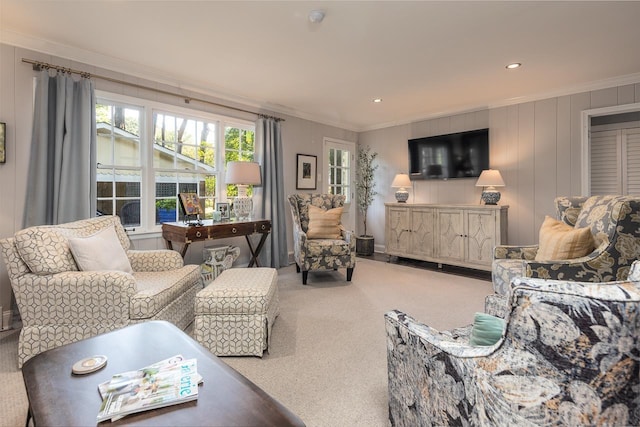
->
(232, 227, 237, 234)
(195, 231, 202, 238)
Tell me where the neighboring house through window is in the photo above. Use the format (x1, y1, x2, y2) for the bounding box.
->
(96, 92, 255, 233)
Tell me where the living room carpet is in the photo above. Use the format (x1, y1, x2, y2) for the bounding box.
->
(0, 257, 492, 427)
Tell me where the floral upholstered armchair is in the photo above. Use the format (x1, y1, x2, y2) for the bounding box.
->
(385, 260, 640, 426)
(0, 215, 202, 367)
(487, 195, 640, 317)
(288, 193, 356, 285)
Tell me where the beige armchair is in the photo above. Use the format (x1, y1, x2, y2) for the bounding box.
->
(0, 215, 202, 367)
(288, 193, 356, 285)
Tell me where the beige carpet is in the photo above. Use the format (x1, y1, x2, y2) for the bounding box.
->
(0, 258, 492, 427)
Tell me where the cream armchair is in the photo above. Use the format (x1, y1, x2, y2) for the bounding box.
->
(0, 215, 202, 367)
(288, 193, 356, 285)
(385, 261, 640, 426)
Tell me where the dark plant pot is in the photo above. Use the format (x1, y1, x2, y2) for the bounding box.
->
(356, 235, 375, 256)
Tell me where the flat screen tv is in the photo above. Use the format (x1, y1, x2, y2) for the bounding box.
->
(408, 128, 489, 180)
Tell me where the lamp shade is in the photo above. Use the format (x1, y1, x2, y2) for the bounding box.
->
(475, 169, 505, 187)
(225, 161, 261, 185)
(391, 173, 411, 188)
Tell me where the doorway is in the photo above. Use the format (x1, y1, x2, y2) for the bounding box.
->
(323, 138, 356, 232)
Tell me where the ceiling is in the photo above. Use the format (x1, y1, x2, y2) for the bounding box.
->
(2, 1, 640, 132)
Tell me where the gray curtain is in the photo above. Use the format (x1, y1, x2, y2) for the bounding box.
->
(24, 70, 96, 227)
(254, 117, 288, 268)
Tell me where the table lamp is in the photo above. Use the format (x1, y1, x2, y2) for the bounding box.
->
(225, 161, 262, 219)
(475, 169, 505, 205)
(391, 173, 412, 203)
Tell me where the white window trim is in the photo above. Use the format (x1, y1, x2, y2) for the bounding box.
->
(96, 90, 255, 234)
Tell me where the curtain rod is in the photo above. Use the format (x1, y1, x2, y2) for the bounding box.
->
(21, 58, 284, 122)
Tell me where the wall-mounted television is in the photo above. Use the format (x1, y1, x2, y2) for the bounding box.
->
(408, 128, 489, 180)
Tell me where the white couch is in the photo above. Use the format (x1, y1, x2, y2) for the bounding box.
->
(0, 215, 202, 367)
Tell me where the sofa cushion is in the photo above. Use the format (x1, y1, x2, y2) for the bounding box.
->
(14, 227, 78, 275)
(130, 265, 202, 320)
(68, 226, 133, 273)
(307, 205, 343, 239)
(535, 216, 595, 261)
(14, 216, 131, 275)
(306, 238, 351, 257)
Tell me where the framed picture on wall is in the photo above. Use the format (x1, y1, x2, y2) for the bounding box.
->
(296, 154, 317, 190)
(0, 122, 5, 164)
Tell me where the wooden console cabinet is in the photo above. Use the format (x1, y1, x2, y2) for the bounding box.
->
(385, 203, 508, 271)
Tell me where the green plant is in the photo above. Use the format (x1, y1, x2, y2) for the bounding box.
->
(356, 145, 378, 237)
(155, 198, 177, 210)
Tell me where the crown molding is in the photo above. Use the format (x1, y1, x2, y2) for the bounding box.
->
(3, 29, 639, 135)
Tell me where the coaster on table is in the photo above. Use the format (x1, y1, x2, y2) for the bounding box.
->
(72, 355, 108, 375)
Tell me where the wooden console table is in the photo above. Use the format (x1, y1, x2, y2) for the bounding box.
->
(162, 219, 271, 267)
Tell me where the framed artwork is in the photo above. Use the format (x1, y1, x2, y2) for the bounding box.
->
(0, 122, 5, 164)
(296, 154, 317, 190)
(216, 202, 230, 220)
(179, 193, 203, 216)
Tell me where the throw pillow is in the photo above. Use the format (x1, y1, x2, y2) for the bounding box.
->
(14, 227, 79, 275)
(535, 216, 595, 261)
(307, 205, 343, 239)
(68, 226, 133, 273)
(469, 312, 506, 346)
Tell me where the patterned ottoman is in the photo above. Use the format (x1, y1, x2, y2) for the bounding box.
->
(194, 267, 279, 357)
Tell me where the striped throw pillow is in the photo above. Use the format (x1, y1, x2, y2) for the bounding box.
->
(535, 216, 595, 261)
(307, 205, 343, 239)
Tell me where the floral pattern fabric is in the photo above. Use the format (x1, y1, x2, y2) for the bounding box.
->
(288, 193, 356, 283)
(0, 215, 202, 367)
(385, 265, 640, 426)
(489, 195, 640, 316)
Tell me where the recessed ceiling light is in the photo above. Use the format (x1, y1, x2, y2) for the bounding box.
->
(373, 98, 382, 103)
(506, 63, 522, 69)
(309, 10, 325, 23)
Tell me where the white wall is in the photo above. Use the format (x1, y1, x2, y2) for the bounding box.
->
(2, 41, 639, 323)
(360, 84, 640, 252)
(0, 44, 357, 322)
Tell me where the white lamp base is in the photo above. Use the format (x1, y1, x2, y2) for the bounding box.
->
(233, 196, 253, 220)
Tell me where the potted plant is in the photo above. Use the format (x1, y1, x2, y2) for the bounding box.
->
(356, 145, 378, 256)
(156, 198, 177, 222)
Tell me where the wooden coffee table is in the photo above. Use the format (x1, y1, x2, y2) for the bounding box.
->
(21, 321, 305, 426)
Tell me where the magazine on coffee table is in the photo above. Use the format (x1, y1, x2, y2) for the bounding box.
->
(98, 354, 201, 399)
(97, 358, 199, 423)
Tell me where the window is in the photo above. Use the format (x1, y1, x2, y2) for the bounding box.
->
(96, 93, 255, 233)
(96, 102, 143, 227)
(152, 111, 217, 224)
(224, 125, 255, 197)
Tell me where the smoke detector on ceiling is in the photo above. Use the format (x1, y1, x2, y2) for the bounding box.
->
(309, 10, 325, 23)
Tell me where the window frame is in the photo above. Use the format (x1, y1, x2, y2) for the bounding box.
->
(96, 91, 255, 235)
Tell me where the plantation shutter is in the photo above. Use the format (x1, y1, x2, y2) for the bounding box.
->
(590, 127, 640, 195)
(624, 128, 640, 195)
(590, 130, 621, 195)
